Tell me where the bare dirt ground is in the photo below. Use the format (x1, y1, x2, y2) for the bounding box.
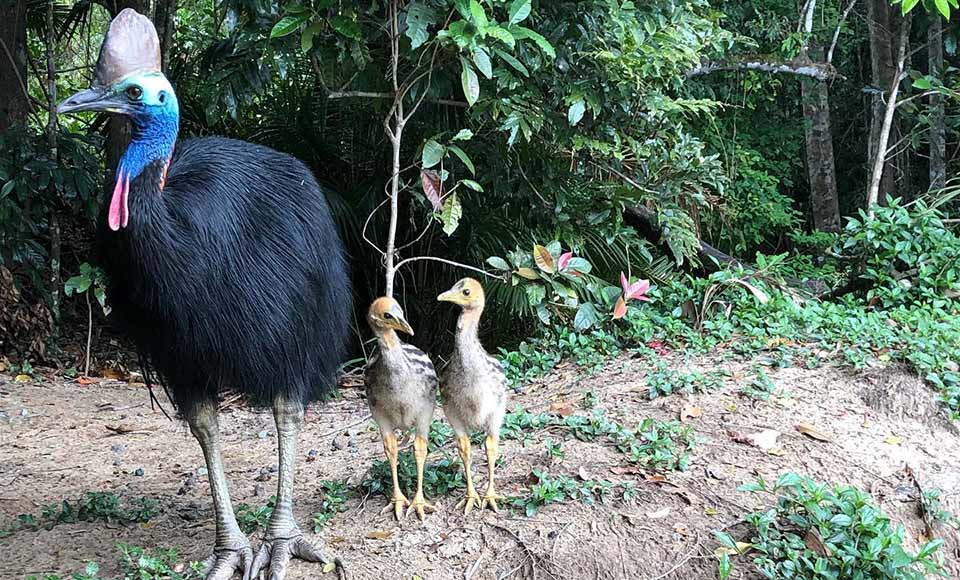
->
(2, 350, 959, 580)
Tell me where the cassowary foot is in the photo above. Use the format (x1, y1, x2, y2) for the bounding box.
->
(405, 492, 435, 521)
(380, 493, 410, 521)
(480, 489, 504, 513)
(200, 541, 254, 580)
(250, 529, 333, 580)
(456, 489, 482, 515)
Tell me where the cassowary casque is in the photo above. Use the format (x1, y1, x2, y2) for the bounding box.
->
(59, 9, 351, 580)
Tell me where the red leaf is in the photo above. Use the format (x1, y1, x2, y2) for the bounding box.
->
(421, 169, 442, 210)
(612, 295, 627, 319)
(558, 251, 573, 270)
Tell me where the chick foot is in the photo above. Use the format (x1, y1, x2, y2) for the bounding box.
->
(380, 492, 410, 521)
(406, 492, 435, 521)
(480, 488, 504, 513)
(457, 488, 482, 515)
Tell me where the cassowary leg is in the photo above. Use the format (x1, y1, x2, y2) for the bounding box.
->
(379, 431, 410, 520)
(480, 435, 503, 513)
(456, 435, 481, 515)
(187, 403, 254, 580)
(250, 398, 334, 580)
(406, 435, 435, 521)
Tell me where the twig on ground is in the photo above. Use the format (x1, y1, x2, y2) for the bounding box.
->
(644, 532, 701, 580)
(464, 551, 484, 580)
(317, 414, 372, 439)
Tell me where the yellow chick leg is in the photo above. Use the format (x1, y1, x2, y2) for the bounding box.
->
(456, 435, 481, 514)
(481, 435, 504, 512)
(406, 435, 436, 521)
(379, 432, 409, 520)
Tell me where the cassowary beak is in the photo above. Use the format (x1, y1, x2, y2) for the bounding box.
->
(58, 86, 134, 115)
(392, 315, 415, 336)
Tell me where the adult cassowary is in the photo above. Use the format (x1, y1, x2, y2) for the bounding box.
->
(58, 9, 350, 580)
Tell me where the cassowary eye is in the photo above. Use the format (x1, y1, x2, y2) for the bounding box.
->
(126, 85, 143, 100)
(463, 289, 471, 296)
(158, 91, 166, 103)
(384, 313, 393, 320)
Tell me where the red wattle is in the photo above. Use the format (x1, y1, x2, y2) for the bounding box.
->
(108, 172, 129, 231)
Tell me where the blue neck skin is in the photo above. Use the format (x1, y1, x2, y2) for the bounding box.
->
(118, 101, 179, 185)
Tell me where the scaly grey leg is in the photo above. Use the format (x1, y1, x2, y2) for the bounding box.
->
(188, 403, 254, 580)
(249, 398, 335, 580)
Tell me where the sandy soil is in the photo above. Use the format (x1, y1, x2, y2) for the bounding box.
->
(1, 350, 959, 580)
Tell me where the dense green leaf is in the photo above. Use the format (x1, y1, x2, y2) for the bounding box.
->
(422, 139, 445, 168)
(270, 15, 307, 38)
(508, 0, 532, 25)
(460, 60, 480, 105)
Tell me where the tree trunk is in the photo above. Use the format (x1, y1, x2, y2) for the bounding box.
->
(45, 0, 61, 325)
(866, 0, 900, 200)
(104, 0, 150, 187)
(154, 0, 177, 73)
(928, 17, 946, 191)
(802, 79, 841, 232)
(866, 13, 911, 210)
(0, 0, 29, 130)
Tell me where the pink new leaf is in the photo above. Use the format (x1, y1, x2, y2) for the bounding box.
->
(619, 272, 651, 302)
(558, 251, 573, 271)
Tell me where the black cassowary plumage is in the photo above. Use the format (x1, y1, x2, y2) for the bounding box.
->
(97, 136, 351, 415)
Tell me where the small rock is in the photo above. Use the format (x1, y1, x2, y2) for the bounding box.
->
(307, 448, 318, 462)
(197, 467, 208, 476)
(19, 408, 28, 417)
(113, 460, 122, 467)
(254, 483, 265, 497)
(177, 473, 197, 496)
(134, 467, 145, 477)
(268, 464, 278, 473)
(255, 467, 272, 482)
(258, 430, 269, 439)
(893, 485, 917, 502)
(332, 436, 345, 451)
(111, 443, 127, 454)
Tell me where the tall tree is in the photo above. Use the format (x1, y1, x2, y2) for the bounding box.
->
(928, 15, 946, 191)
(0, 0, 29, 131)
(866, 0, 903, 201)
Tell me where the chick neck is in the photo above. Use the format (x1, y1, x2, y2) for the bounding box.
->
(455, 305, 484, 352)
(374, 327, 402, 351)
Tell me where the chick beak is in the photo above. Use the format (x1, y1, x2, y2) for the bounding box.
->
(437, 289, 457, 303)
(393, 316, 414, 336)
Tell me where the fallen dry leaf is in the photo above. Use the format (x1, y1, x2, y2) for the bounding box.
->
(99, 368, 124, 380)
(884, 434, 903, 445)
(609, 466, 643, 476)
(646, 507, 671, 519)
(14, 374, 31, 383)
(76, 376, 99, 385)
(365, 530, 393, 540)
(704, 507, 718, 516)
(714, 542, 752, 557)
(729, 429, 781, 451)
(578, 466, 592, 481)
(680, 404, 702, 422)
(644, 474, 667, 483)
(803, 529, 832, 557)
(796, 422, 831, 442)
(549, 400, 575, 417)
(768, 448, 786, 456)
(322, 562, 337, 574)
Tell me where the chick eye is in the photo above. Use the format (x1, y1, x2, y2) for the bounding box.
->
(384, 313, 393, 320)
(126, 85, 143, 100)
(463, 289, 471, 296)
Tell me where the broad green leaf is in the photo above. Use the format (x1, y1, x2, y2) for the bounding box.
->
(901, 0, 921, 14)
(460, 179, 483, 191)
(469, 0, 488, 27)
(484, 25, 515, 49)
(422, 139, 444, 168)
(460, 60, 480, 105)
(270, 15, 308, 38)
(935, 0, 951, 19)
(913, 77, 933, 90)
(494, 48, 529, 77)
(525, 284, 546, 306)
(486, 256, 510, 270)
(0, 181, 14, 199)
(511, 26, 555, 58)
(447, 144, 475, 175)
(405, 2, 439, 49)
(452, 128, 474, 141)
(568, 99, 586, 126)
(508, 0, 531, 25)
(300, 23, 323, 52)
(573, 303, 598, 330)
(565, 257, 591, 274)
(473, 47, 493, 79)
(328, 15, 362, 40)
(516, 267, 540, 280)
(440, 194, 462, 235)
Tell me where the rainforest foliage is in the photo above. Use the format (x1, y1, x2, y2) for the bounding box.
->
(1, 0, 959, 395)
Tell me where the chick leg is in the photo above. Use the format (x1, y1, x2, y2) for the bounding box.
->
(406, 435, 435, 520)
(187, 403, 253, 580)
(250, 398, 334, 580)
(379, 432, 409, 520)
(456, 435, 481, 514)
(481, 435, 504, 513)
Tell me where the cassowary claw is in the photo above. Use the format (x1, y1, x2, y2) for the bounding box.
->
(201, 543, 254, 580)
(249, 532, 334, 580)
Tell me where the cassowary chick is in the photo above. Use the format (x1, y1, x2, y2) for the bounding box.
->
(438, 278, 507, 513)
(365, 297, 438, 520)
